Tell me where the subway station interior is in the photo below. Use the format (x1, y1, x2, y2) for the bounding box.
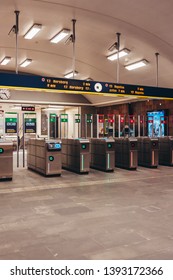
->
(1, 0, 173, 260)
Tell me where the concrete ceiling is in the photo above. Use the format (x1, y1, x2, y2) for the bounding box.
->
(1, 0, 173, 106)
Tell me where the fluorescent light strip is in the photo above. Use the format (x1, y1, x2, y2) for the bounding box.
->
(0, 56, 11, 65)
(24, 24, 42, 39)
(20, 59, 32, 68)
(48, 106, 64, 109)
(125, 59, 149, 70)
(11, 106, 21, 110)
(107, 48, 130, 61)
(64, 71, 78, 79)
(42, 108, 63, 111)
(50, 29, 71, 43)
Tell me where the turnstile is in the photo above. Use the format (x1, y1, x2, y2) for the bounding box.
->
(90, 138, 115, 171)
(159, 136, 173, 166)
(114, 137, 138, 169)
(61, 138, 90, 173)
(137, 137, 158, 168)
(0, 141, 13, 180)
(27, 138, 62, 176)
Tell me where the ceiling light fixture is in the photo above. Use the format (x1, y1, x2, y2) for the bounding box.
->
(0, 56, 11, 65)
(125, 59, 149, 70)
(64, 71, 78, 79)
(11, 106, 21, 110)
(42, 108, 63, 111)
(50, 29, 71, 43)
(24, 24, 42, 39)
(20, 59, 32, 68)
(107, 48, 130, 61)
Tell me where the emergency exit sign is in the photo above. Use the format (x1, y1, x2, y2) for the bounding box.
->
(61, 114, 68, 122)
(75, 114, 81, 123)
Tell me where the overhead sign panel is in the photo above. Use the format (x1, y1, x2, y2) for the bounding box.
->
(22, 106, 35, 111)
(0, 72, 173, 99)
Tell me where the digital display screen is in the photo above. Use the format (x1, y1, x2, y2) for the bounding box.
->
(1, 72, 173, 99)
(147, 110, 167, 137)
(55, 143, 61, 149)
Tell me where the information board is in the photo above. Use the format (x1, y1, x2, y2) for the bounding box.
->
(0, 72, 173, 99)
(24, 118, 36, 133)
(5, 117, 17, 133)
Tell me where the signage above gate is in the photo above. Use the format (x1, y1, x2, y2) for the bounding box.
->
(0, 72, 173, 100)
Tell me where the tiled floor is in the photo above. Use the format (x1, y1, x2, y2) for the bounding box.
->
(0, 158, 173, 259)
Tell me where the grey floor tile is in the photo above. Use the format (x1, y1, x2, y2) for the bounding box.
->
(1, 165, 173, 259)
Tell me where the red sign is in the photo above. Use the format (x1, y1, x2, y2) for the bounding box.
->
(22, 106, 35, 112)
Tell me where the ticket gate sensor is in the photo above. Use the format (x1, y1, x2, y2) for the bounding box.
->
(137, 137, 158, 168)
(90, 138, 115, 171)
(137, 115, 145, 137)
(0, 141, 13, 180)
(85, 114, 93, 138)
(61, 138, 90, 174)
(27, 138, 62, 176)
(97, 114, 104, 138)
(158, 136, 173, 166)
(114, 137, 138, 170)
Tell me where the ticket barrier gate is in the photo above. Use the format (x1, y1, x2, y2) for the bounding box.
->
(114, 138, 138, 170)
(61, 138, 90, 174)
(90, 138, 115, 171)
(137, 137, 158, 168)
(158, 136, 173, 166)
(27, 139, 62, 176)
(0, 141, 13, 180)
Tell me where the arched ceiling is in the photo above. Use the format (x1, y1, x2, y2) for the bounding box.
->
(1, 0, 173, 105)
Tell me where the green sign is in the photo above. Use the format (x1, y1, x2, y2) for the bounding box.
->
(61, 114, 68, 123)
(5, 118, 17, 122)
(50, 114, 56, 123)
(75, 114, 80, 123)
(87, 119, 92, 123)
(86, 114, 92, 123)
(75, 119, 80, 123)
(49, 156, 54, 161)
(107, 143, 112, 148)
(50, 118, 55, 123)
(0, 148, 4, 154)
